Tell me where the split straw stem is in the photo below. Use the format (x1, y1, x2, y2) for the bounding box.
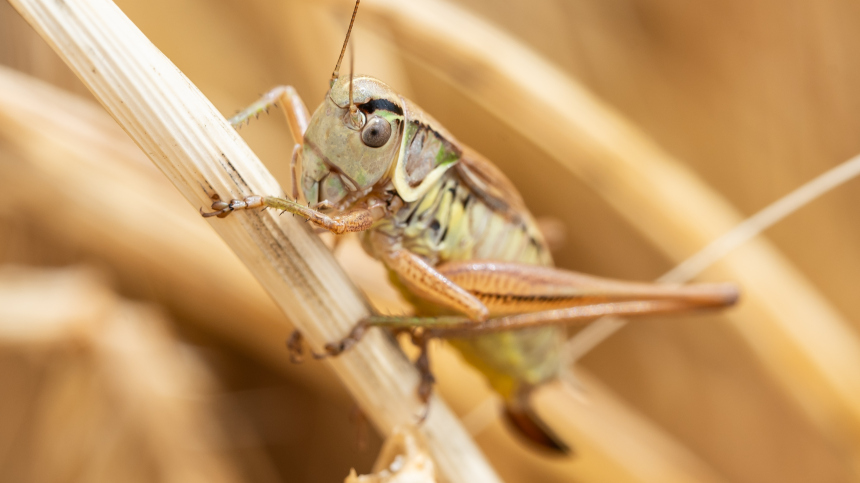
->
(6, 0, 500, 481)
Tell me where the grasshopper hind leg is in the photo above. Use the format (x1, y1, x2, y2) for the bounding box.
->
(311, 316, 570, 450)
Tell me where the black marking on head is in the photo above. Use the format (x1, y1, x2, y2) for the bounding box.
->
(359, 98, 403, 116)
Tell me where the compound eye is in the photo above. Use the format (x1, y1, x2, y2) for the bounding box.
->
(360, 116, 392, 148)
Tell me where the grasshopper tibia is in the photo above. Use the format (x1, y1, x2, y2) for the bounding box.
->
(201, 196, 377, 234)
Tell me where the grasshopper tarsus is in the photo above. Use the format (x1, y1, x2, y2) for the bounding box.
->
(286, 330, 306, 364)
(201, 196, 267, 218)
(200, 205, 229, 218)
(314, 320, 370, 359)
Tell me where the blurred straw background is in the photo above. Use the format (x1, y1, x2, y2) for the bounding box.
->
(2, 0, 860, 482)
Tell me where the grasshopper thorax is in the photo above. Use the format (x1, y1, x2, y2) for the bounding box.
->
(300, 76, 404, 210)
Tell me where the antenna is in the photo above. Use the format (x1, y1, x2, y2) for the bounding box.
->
(346, 41, 364, 128)
(349, 41, 355, 108)
(331, 0, 360, 87)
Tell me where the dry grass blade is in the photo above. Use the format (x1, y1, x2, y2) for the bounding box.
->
(5, 0, 499, 481)
(0, 265, 259, 483)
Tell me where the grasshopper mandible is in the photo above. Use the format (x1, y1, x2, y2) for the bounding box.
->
(203, 0, 738, 452)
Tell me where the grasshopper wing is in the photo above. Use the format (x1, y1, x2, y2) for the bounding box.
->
(455, 146, 529, 223)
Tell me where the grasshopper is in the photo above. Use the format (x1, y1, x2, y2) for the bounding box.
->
(203, 0, 738, 452)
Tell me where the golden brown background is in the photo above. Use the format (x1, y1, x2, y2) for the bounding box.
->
(2, 0, 860, 482)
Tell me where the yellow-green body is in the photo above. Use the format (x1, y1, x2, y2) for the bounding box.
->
(294, 75, 565, 402)
(357, 124, 564, 402)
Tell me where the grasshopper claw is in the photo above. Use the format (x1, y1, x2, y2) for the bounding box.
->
(200, 202, 232, 218)
(312, 320, 369, 359)
(200, 200, 233, 218)
(200, 196, 265, 218)
(286, 330, 306, 363)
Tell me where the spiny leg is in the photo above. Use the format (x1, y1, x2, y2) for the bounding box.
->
(228, 85, 310, 144)
(380, 250, 490, 322)
(294, 257, 737, 406)
(201, 195, 376, 234)
(340, 298, 720, 415)
(435, 260, 739, 316)
(318, 256, 737, 347)
(299, 300, 711, 413)
(315, 259, 738, 348)
(362, 299, 711, 339)
(297, 303, 654, 419)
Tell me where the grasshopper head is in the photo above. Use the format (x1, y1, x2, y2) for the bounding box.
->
(300, 76, 404, 209)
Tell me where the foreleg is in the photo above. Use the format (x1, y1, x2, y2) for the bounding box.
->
(201, 195, 376, 234)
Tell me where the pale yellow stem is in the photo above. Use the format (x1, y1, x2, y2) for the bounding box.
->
(5, 1, 499, 481)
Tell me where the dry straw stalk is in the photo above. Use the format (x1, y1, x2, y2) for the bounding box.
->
(5, 0, 500, 481)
